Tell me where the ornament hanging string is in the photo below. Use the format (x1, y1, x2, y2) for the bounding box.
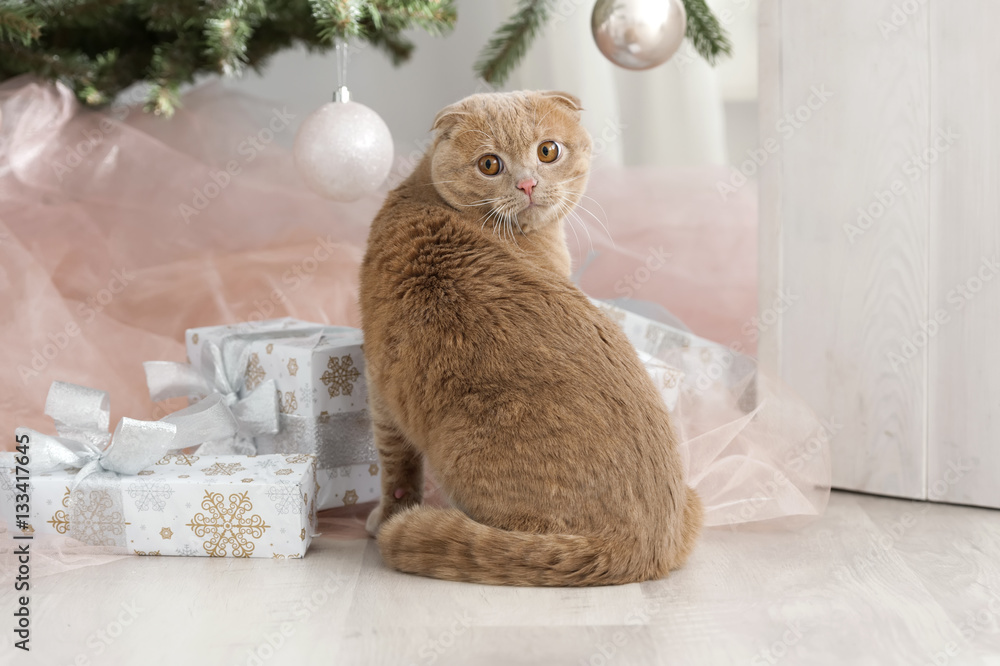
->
(335, 40, 350, 102)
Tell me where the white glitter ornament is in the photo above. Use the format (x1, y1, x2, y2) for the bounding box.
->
(592, 0, 687, 70)
(293, 86, 394, 202)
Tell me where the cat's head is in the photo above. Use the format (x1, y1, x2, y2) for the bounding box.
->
(429, 91, 592, 233)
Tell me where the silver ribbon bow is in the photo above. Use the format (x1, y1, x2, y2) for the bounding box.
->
(16, 381, 238, 488)
(143, 337, 283, 456)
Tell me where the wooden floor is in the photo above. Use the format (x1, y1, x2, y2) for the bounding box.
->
(4, 491, 1000, 666)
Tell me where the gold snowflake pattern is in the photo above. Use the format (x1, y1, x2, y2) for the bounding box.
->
(241, 478, 254, 483)
(179, 475, 190, 479)
(134, 550, 160, 556)
(287, 358, 299, 376)
(317, 411, 330, 424)
(300, 528, 306, 541)
(369, 463, 379, 476)
(274, 469, 294, 476)
(320, 355, 360, 398)
(279, 391, 298, 414)
(266, 343, 274, 354)
(272, 553, 302, 559)
(157, 453, 200, 466)
(187, 491, 269, 557)
(192, 333, 199, 345)
(137, 470, 155, 476)
(283, 454, 312, 464)
(160, 527, 173, 540)
(342, 489, 358, 505)
(47, 510, 69, 534)
(245, 352, 267, 391)
(201, 462, 246, 476)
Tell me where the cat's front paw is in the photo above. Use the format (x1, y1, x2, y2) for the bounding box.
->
(365, 501, 388, 537)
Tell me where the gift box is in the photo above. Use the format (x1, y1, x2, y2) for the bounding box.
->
(146, 318, 379, 510)
(1, 452, 318, 558)
(592, 299, 755, 404)
(4, 381, 318, 558)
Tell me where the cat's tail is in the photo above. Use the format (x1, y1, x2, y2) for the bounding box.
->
(376, 488, 702, 587)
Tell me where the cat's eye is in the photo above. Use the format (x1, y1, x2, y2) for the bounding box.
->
(537, 140, 560, 163)
(477, 154, 503, 176)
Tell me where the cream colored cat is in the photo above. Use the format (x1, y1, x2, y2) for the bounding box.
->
(359, 90, 701, 586)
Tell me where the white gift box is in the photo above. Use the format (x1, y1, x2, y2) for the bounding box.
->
(0, 452, 318, 558)
(178, 319, 380, 510)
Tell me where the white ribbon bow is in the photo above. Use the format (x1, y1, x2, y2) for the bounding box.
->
(143, 338, 280, 455)
(16, 381, 238, 488)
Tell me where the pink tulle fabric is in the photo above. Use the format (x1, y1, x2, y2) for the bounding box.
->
(0, 78, 828, 573)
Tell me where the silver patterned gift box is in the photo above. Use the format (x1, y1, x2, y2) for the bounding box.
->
(0, 452, 318, 558)
(166, 319, 379, 510)
(592, 298, 757, 410)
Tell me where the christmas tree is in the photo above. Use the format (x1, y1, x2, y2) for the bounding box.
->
(0, 0, 730, 117)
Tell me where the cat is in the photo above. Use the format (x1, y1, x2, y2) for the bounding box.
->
(359, 90, 702, 586)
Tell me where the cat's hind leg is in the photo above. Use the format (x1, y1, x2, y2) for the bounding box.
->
(365, 383, 423, 537)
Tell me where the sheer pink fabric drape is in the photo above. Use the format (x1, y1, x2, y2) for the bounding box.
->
(0, 78, 826, 574)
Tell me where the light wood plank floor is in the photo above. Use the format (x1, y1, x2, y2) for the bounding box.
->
(3, 491, 999, 666)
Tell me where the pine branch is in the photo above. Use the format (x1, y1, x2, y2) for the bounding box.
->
(682, 0, 732, 65)
(474, 0, 553, 86)
(0, 3, 43, 45)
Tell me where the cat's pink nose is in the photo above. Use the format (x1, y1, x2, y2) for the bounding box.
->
(517, 178, 536, 198)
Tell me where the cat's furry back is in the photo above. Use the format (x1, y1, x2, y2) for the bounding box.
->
(359, 90, 702, 586)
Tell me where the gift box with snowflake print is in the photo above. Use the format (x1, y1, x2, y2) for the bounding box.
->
(592, 299, 757, 410)
(0, 453, 318, 558)
(183, 319, 379, 510)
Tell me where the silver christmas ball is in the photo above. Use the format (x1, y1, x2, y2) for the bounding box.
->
(293, 98, 393, 201)
(591, 0, 687, 70)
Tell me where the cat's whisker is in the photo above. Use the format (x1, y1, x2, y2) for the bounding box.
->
(569, 209, 595, 254)
(552, 197, 584, 256)
(555, 194, 595, 254)
(563, 191, 615, 248)
(555, 173, 589, 186)
(456, 197, 505, 208)
(570, 201, 615, 248)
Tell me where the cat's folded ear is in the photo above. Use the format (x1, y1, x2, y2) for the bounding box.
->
(431, 104, 468, 139)
(540, 91, 584, 113)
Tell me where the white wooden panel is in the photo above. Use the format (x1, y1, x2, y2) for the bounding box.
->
(927, 0, 1000, 508)
(763, 0, 930, 499)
